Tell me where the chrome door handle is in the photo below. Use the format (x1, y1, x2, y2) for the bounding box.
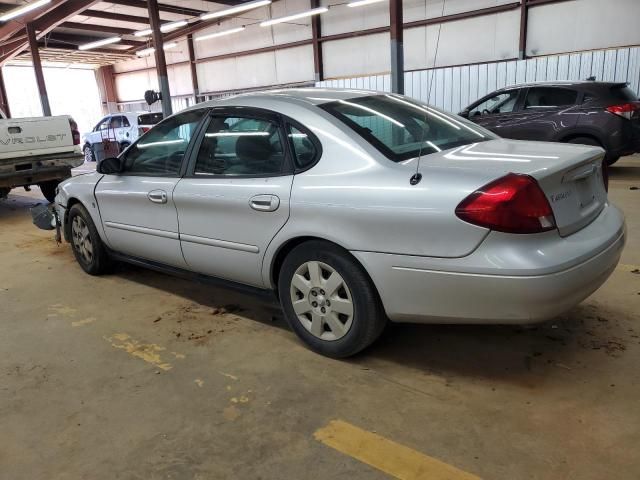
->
(148, 190, 168, 204)
(249, 194, 280, 212)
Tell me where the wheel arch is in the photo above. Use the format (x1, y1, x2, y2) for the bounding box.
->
(558, 131, 606, 149)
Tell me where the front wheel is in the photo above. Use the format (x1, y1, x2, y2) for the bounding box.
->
(68, 204, 111, 275)
(278, 240, 387, 358)
(38, 180, 59, 203)
(83, 144, 95, 163)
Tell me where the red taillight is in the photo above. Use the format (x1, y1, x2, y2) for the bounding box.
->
(606, 102, 640, 120)
(455, 173, 556, 234)
(601, 160, 609, 192)
(68, 118, 80, 145)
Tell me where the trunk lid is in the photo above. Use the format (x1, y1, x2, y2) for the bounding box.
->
(0, 115, 76, 160)
(424, 139, 607, 236)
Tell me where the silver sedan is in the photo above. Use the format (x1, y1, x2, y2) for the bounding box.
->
(53, 89, 625, 357)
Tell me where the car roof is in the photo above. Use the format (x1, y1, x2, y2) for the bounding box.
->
(195, 88, 378, 109)
(496, 80, 627, 91)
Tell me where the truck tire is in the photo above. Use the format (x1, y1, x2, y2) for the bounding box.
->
(38, 180, 59, 203)
(0, 187, 9, 200)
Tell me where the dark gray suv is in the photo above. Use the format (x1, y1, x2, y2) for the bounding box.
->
(460, 81, 640, 165)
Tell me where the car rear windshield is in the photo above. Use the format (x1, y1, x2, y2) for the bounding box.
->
(320, 95, 494, 162)
(137, 113, 163, 125)
(610, 85, 638, 102)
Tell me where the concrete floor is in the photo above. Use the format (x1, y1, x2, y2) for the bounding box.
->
(1, 157, 639, 480)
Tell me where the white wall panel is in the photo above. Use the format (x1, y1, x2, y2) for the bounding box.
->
(527, 0, 640, 56)
(115, 70, 158, 102)
(322, 32, 390, 79)
(403, 0, 517, 22)
(320, 0, 388, 36)
(167, 63, 192, 97)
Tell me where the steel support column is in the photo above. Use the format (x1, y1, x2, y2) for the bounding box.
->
(0, 67, 10, 118)
(311, 0, 324, 82)
(148, 0, 172, 117)
(518, 0, 528, 59)
(389, 0, 404, 94)
(187, 34, 200, 104)
(26, 23, 51, 116)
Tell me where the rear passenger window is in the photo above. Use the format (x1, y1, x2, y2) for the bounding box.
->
(288, 125, 318, 169)
(524, 88, 577, 109)
(194, 116, 285, 176)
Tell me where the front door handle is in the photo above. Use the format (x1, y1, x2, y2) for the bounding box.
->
(148, 190, 168, 204)
(249, 194, 280, 212)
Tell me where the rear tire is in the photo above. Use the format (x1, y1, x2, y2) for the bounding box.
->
(0, 187, 9, 200)
(68, 203, 111, 275)
(278, 240, 387, 358)
(566, 136, 618, 165)
(38, 180, 59, 203)
(83, 144, 95, 163)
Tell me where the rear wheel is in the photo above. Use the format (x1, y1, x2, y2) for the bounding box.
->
(83, 144, 95, 163)
(0, 187, 9, 200)
(68, 203, 111, 275)
(278, 240, 387, 358)
(38, 180, 59, 203)
(566, 136, 618, 165)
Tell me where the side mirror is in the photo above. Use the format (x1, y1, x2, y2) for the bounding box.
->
(97, 157, 122, 175)
(458, 110, 470, 119)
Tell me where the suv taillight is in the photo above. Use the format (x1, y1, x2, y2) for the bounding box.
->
(606, 102, 640, 120)
(68, 118, 80, 145)
(455, 173, 556, 234)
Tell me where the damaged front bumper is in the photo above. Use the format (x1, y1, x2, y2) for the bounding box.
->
(30, 203, 62, 243)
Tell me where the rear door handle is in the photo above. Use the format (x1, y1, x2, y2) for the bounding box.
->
(249, 194, 280, 212)
(148, 190, 168, 204)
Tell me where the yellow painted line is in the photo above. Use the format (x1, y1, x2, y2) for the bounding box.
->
(103, 333, 175, 371)
(72, 317, 96, 327)
(314, 420, 481, 480)
(617, 263, 640, 272)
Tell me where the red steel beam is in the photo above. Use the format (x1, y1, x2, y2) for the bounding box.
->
(27, 23, 52, 116)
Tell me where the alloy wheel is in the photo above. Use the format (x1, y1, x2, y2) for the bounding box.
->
(72, 216, 93, 264)
(289, 261, 354, 341)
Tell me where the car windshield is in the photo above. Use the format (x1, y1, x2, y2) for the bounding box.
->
(320, 94, 494, 162)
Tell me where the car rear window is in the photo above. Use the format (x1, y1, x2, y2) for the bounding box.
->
(320, 95, 493, 162)
(137, 113, 163, 125)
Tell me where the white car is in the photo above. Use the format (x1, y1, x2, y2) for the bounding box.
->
(82, 112, 163, 162)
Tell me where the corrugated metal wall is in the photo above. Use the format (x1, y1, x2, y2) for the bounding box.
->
(317, 46, 640, 113)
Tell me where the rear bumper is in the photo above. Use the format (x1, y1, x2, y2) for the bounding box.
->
(0, 151, 82, 188)
(353, 203, 626, 324)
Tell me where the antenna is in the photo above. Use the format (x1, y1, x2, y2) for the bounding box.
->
(412, 0, 447, 185)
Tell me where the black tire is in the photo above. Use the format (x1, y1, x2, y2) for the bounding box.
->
(120, 142, 130, 152)
(566, 136, 618, 165)
(38, 180, 59, 203)
(83, 144, 95, 163)
(0, 187, 9, 200)
(68, 203, 111, 275)
(278, 240, 387, 358)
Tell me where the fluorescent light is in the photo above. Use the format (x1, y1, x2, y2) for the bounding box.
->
(136, 42, 178, 57)
(195, 26, 245, 42)
(348, 0, 385, 7)
(0, 0, 51, 22)
(200, 0, 271, 21)
(134, 19, 188, 37)
(260, 7, 328, 27)
(205, 132, 269, 137)
(78, 36, 121, 51)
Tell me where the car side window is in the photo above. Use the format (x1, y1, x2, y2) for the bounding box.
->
(120, 116, 131, 127)
(121, 110, 205, 176)
(194, 115, 286, 176)
(524, 88, 578, 109)
(110, 116, 123, 129)
(469, 91, 519, 116)
(288, 125, 318, 169)
(98, 118, 111, 131)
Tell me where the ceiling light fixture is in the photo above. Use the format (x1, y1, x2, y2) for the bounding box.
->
(0, 0, 51, 22)
(134, 19, 188, 37)
(347, 0, 385, 7)
(259, 7, 328, 27)
(136, 42, 178, 57)
(200, 0, 271, 21)
(78, 36, 121, 51)
(195, 26, 246, 42)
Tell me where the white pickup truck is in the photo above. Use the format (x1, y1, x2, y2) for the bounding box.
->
(0, 109, 84, 203)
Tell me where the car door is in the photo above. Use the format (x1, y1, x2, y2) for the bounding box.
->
(94, 109, 207, 268)
(506, 86, 580, 141)
(173, 108, 295, 288)
(87, 117, 108, 145)
(465, 89, 522, 137)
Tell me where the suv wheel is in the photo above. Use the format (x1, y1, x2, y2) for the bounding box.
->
(83, 144, 95, 163)
(278, 240, 387, 358)
(68, 204, 111, 275)
(567, 137, 618, 165)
